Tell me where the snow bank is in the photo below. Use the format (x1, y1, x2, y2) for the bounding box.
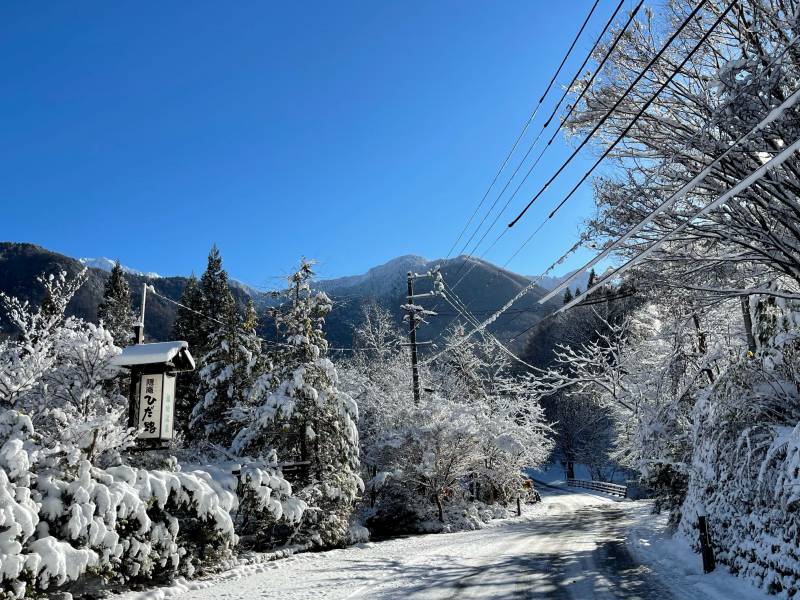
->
(625, 500, 772, 600)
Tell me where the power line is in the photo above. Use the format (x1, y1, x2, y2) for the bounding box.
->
(507, 0, 713, 229)
(419, 0, 722, 351)
(149, 288, 358, 353)
(537, 0, 737, 224)
(447, 1, 644, 293)
(419, 240, 584, 365)
(493, 0, 734, 280)
(438, 289, 538, 371)
(446, 0, 602, 261)
(539, 78, 800, 304)
(558, 133, 800, 314)
(426, 284, 637, 368)
(459, 0, 634, 263)
(506, 32, 800, 296)
(505, 288, 638, 344)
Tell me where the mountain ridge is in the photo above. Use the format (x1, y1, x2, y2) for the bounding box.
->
(0, 241, 559, 352)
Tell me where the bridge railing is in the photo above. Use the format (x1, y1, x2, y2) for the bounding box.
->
(567, 478, 627, 498)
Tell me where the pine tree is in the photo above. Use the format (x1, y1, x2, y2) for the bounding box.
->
(232, 260, 361, 548)
(588, 268, 597, 289)
(199, 245, 237, 341)
(172, 274, 204, 437)
(173, 274, 205, 351)
(97, 261, 135, 346)
(191, 302, 267, 447)
(563, 288, 574, 305)
(243, 297, 258, 332)
(574, 286, 582, 297)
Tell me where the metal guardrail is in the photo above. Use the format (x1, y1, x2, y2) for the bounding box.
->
(567, 478, 627, 498)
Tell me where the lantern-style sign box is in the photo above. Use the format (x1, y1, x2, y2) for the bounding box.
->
(112, 341, 195, 442)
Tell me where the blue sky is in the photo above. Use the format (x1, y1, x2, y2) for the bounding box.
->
(1, 1, 620, 285)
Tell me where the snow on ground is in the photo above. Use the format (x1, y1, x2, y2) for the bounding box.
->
(114, 485, 772, 600)
(623, 500, 771, 600)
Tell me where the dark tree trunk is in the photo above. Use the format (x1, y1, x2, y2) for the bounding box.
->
(741, 296, 757, 354)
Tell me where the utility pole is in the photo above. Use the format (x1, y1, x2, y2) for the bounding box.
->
(129, 283, 148, 427)
(133, 283, 148, 344)
(406, 271, 421, 405)
(403, 267, 443, 405)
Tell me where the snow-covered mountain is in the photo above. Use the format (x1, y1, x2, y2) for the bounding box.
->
(317, 255, 431, 298)
(1, 243, 563, 350)
(79, 257, 161, 279)
(315, 254, 557, 351)
(533, 270, 591, 293)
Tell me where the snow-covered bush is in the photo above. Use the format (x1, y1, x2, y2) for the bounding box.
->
(341, 307, 552, 535)
(0, 270, 305, 597)
(186, 456, 306, 549)
(0, 411, 40, 599)
(678, 302, 800, 596)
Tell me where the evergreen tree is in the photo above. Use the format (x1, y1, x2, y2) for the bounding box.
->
(97, 261, 135, 346)
(172, 274, 204, 437)
(191, 302, 267, 447)
(243, 297, 258, 332)
(563, 288, 574, 305)
(173, 274, 205, 350)
(574, 286, 582, 297)
(232, 260, 361, 548)
(587, 268, 597, 289)
(199, 244, 237, 342)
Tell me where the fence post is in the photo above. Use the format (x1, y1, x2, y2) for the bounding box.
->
(698, 514, 716, 573)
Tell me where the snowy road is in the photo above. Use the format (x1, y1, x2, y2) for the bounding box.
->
(144, 486, 673, 600)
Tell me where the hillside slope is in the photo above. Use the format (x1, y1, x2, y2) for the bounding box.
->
(0, 242, 558, 353)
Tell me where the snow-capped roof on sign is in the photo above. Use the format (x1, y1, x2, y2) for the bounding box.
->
(112, 341, 195, 370)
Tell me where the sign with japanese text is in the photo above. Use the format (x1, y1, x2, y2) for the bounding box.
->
(137, 373, 176, 440)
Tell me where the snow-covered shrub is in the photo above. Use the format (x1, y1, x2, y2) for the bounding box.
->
(0, 414, 243, 595)
(678, 302, 800, 597)
(0, 412, 40, 599)
(341, 307, 552, 536)
(186, 457, 306, 549)
(0, 270, 294, 596)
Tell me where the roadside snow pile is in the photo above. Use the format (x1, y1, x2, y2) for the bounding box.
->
(625, 500, 771, 600)
(415, 502, 514, 534)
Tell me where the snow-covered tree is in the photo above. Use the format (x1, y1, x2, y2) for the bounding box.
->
(341, 306, 552, 533)
(566, 0, 800, 304)
(199, 245, 237, 346)
(191, 299, 268, 447)
(172, 274, 204, 437)
(97, 261, 136, 347)
(233, 260, 361, 548)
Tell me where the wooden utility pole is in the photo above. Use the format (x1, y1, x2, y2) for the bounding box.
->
(406, 271, 421, 405)
(128, 284, 148, 427)
(133, 283, 148, 344)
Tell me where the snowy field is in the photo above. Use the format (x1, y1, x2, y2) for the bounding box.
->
(117, 484, 770, 600)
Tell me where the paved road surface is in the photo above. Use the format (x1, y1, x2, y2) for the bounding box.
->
(133, 486, 672, 599)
